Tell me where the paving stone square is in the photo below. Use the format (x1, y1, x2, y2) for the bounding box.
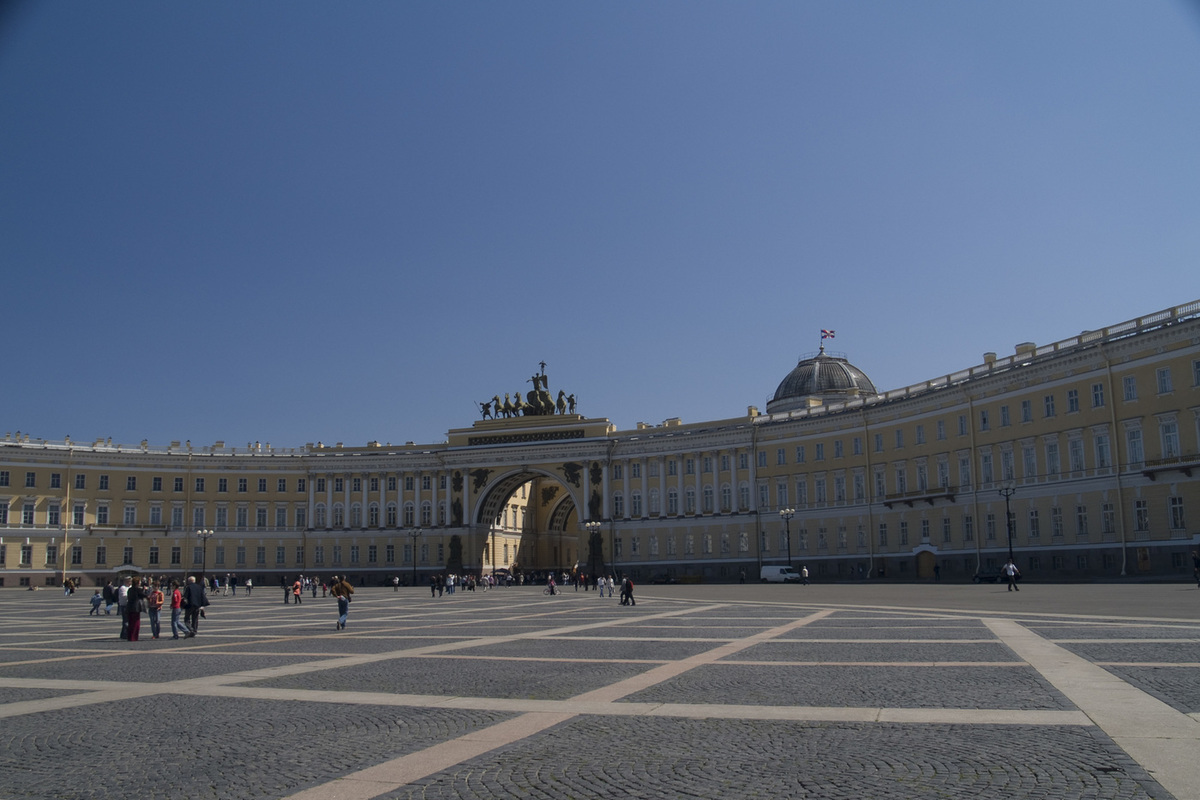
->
(377, 717, 1172, 800)
(724, 640, 1020, 663)
(0, 583, 1195, 800)
(244, 653, 659, 701)
(617, 663, 1071, 708)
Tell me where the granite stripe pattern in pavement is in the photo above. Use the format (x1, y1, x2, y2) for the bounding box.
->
(0, 582, 1197, 800)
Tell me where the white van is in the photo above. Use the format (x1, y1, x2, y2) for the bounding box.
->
(760, 565, 802, 583)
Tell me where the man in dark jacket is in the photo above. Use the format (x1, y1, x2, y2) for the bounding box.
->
(182, 576, 207, 637)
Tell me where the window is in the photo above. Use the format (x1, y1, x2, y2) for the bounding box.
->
(258, 478, 268, 492)
(51, 473, 62, 489)
(99, 474, 109, 490)
(1075, 505, 1088, 537)
(1067, 389, 1079, 413)
(1169, 496, 1185, 530)
(756, 452, 766, 468)
(26, 471, 37, 488)
(979, 411, 989, 432)
(1022, 445, 1037, 479)
(1046, 441, 1060, 476)
(834, 440, 844, 458)
(1126, 427, 1144, 465)
(1000, 406, 1010, 427)
(1095, 433, 1111, 469)
(1160, 419, 1180, 459)
(776, 449, 786, 466)
(963, 515, 974, 541)
(878, 523, 888, 546)
(256, 507, 267, 528)
(815, 443, 825, 461)
(1052, 507, 1064, 538)
(276, 507, 287, 528)
(1068, 438, 1085, 472)
(421, 476, 431, 491)
(1156, 367, 1173, 395)
(352, 477, 362, 492)
(148, 546, 159, 565)
(1092, 383, 1105, 408)
(238, 478, 247, 493)
(980, 452, 993, 485)
(986, 514, 996, 541)
(0, 471, 9, 487)
(196, 477, 205, 493)
(124, 476, 136, 491)
(72, 545, 83, 565)
(23, 503, 35, 525)
(874, 433, 884, 453)
(1134, 499, 1149, 531)
(149, 506, 162, 526)
(795, 445, 805, 463)
(1123, 376, 1137, 401)
(171, 546, 181, 565)
(853, 437, 863, 455)
(1021, 400, 1032, 423)
(1043, 395, 1056, 418)
(96, 545, 106, 564)
(895, 430, 904, 448)
(97, 505, 109, 525)
(74, 473, 85, 490)
(1028, 509, 1040, 538)
(174, 477, 184, 492)
(936, 420, 945, 440)
(297, 478, 307, 493)
(1102, 503, 1115, 535)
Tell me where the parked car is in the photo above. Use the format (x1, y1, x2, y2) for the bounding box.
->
(760, 566, 802, 583)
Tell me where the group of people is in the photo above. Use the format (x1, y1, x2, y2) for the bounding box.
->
(93, 575, 209, 641)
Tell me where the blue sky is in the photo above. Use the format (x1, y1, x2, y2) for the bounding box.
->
(3, 2, 1199, 448)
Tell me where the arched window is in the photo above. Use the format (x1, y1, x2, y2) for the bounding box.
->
(368, 502, 379, 527)
(631, 491, 643, 517)
(332, 503, 344, 528)
(350, 503, 362, 528)
(702, 485, 714, 513)
(612, 491, 624, 518)
(721, 484, 732, 512)
(314, 503, 327, 528)
(386, 503, 397, 528)
(420, 501, 432, 527)
(403, 502, 415, 527)
(667, 488, 679, 516)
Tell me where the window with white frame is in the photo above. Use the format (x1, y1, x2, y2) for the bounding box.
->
(1156, 367, 1173, 395)
(1169, 496, 1185, 530)
(1122, 375, 1137, 401)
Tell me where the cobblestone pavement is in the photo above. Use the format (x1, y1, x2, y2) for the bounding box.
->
(0, 583, 1197, 799)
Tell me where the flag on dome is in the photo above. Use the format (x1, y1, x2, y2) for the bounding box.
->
(821, 329, 836, 339)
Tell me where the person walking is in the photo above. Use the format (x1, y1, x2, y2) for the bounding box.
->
(182, 576, 207, 637)
(89, 590, 103, 615)
(125, 578, 146, 642)
(330, 574, 355, 630)
(292, 578, 303, 604)
(1003, 559, 1021, 591)
(169, 580, 188, 639)
(801, 565, 810, 585)
(146, 580, 164, 639)
(117, 577, 132, 639)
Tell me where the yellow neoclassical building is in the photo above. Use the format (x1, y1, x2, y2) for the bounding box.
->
(2, 301, 1198, 588)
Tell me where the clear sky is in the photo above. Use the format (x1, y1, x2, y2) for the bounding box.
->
(3, 2, 1199, 449)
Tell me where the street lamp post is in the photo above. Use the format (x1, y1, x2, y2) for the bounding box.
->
(409, 528, 421, 587)
(998, 482, 1016, 564)
(779, 508, 794, 569)
(196, 529, 214, 583)
(585, 519, 602, 578)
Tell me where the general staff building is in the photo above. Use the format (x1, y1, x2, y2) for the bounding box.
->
(2, 300, 1198, 587)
